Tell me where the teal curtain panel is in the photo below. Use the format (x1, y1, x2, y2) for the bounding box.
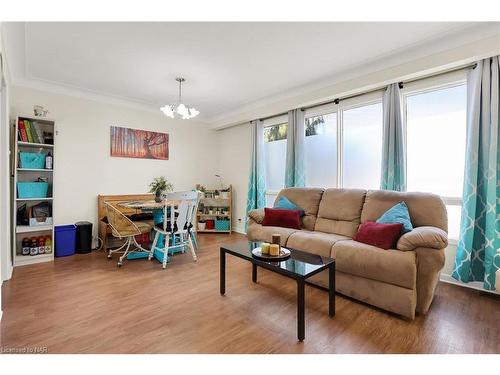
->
(381, 83, 406, 191)
(452, 56, 500, 290)
(246, 119, 267, 229)
(285, 109, 306, 188)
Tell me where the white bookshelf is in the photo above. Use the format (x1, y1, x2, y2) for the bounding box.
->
(195, 185, 232, 233)
(12, 115, 56, 267)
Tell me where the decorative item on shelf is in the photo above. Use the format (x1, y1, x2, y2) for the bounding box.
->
(214, 190, 220, 199)
(43, 131, 54, 145)
(220, 188, 230, 199)
(198, 220, 206, 231)
(196, 184, 206, 198)
(148, 176, 173, 203)
(33, 105, 49, 118)
(29, 201, 52, 227)
(45, 152, 53, 169)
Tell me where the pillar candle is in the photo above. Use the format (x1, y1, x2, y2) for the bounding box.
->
(270, 244, 280, 256)
(261, 243, 270, 255)
(272, 234, 281, 245)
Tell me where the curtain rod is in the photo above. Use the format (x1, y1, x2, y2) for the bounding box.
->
(256, 62, 476, 122)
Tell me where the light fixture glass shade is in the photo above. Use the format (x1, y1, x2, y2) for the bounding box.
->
(160, 77, 200, 120)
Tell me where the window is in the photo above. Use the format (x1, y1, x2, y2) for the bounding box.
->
(304, 113, 337, 188)
(263, 121, 287, 206)
(303, 93, 383, 190)
(342, 102, 383, 189)
(404, 82, 467, 239)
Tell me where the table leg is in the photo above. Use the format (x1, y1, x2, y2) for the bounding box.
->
(297, 278, 305, 341)
(329, 262, 336, 317)
(252, 263, 257, 283)
(220, 249, 226, 295)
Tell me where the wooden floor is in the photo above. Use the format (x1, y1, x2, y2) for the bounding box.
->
(1, 233, 499, 354)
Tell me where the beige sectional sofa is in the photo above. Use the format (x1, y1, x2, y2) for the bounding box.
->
(247, 188, 448, 319)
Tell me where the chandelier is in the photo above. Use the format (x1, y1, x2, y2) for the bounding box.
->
(160, 77, 200, 120)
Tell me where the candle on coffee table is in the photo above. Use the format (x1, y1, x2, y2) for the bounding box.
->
(269, 244, 280, 256)
(261, 242, 270, 255)
(272, 234, 281, 245)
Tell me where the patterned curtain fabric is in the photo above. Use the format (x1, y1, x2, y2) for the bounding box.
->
(285, 109, 306, 187)
(381, 83, 406, 191)
(452, 56, 500, 290)
(245, 120, 267, 229)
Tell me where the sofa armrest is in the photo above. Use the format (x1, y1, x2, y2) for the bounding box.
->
(397, 226, 448, 251)
(414, 246, 445, 314)
(248, 208, 266, 224)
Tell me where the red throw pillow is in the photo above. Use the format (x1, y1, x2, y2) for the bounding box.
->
(354, 221, 403, 250)
(261, 208, 301, 230)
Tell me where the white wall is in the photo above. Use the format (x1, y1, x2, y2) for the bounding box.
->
(216, 122, 251, 233)
(10, 86, 218, 239)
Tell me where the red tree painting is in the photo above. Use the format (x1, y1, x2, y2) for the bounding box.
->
(110, 126, 169, 160)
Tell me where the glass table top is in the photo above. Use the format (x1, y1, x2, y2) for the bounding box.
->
(220, 241, 334, 278)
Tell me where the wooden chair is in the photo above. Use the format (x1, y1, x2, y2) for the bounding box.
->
(105, 202, 152, 267)
(148, 191, 201, 269)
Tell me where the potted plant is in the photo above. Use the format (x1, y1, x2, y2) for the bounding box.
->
(148, 176, 174, 202)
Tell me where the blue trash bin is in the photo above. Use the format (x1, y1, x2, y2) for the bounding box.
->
(55, 224, 76, 257)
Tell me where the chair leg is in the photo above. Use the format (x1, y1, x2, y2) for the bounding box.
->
(149, 231, 159, 260)
(108, 238, 128, 259)
(117, 237, 132, 267)
(162, 234, 170, 269)
(188, 233, 197, 262)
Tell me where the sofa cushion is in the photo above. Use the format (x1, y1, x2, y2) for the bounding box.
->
(354, 221, 403, 250)
(331, 239, 417, 289)
(397, 226, 448, 251)
(274, 196, 305, 216)
(246, 222, 299, 246)
(262, 208, 301, 229)
(275, 188, 324, 231)
(361, 190, 447, 232)
(376, 201, 413, 233)
(286, 230, 350, 258)
(314, 188, 366, 237)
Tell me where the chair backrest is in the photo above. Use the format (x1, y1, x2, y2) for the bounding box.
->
(163, 190, 201, 233)
(105, 202, 141, 237)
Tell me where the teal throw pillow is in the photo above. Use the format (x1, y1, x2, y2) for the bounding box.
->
(376, 201, 413, 233)
(274, 196, 305, 216)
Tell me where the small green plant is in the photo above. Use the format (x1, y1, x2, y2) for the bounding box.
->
(148, 176, 173, 194)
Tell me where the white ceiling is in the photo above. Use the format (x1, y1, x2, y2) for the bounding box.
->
(2, 22, 497, 124)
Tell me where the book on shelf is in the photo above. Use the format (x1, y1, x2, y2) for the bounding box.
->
(31, 122, 44, 144)
(18, 120, 28, 142)
(24, 120, 34, 143)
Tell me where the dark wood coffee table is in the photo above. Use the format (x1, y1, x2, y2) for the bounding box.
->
(219, 241, 335, 341)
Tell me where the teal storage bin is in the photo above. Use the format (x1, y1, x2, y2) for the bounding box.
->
(215, 219, 230, 231)
(17, 182, 49, 199)
(19, 152, 46, 169)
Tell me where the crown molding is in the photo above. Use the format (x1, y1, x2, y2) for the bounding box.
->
(207, 23, 500, 130)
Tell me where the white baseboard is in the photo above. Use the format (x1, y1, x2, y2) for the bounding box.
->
(440, 273, 500, 295)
